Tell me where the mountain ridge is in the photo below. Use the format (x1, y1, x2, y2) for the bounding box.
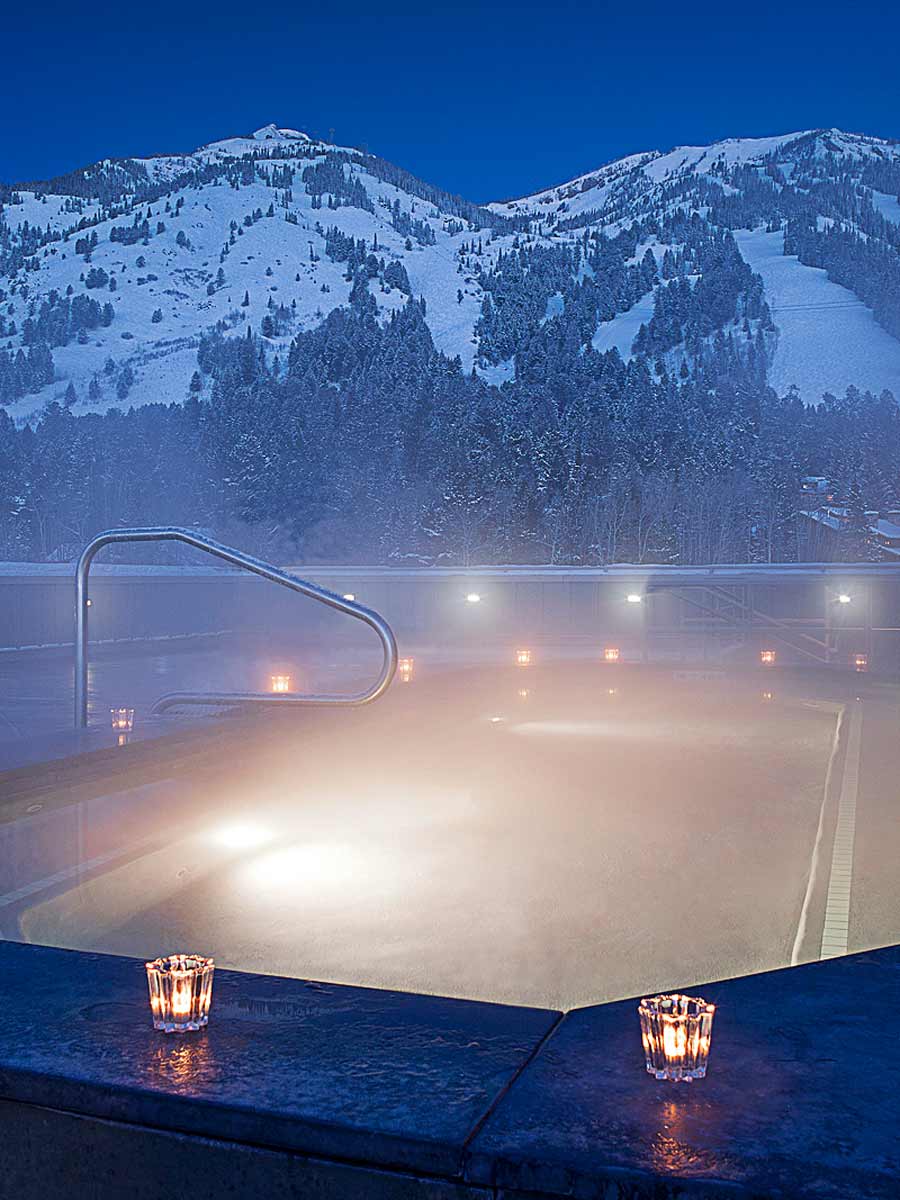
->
(2, 121, 900, 425)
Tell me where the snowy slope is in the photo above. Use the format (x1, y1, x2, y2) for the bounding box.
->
(487, 151, 656, 223)
(488, 131, 820, 223)
(734, 229, 900, 400)
(1, 126, 499, 420)
(873, 191, 900, 225)
(489, 129, 900, 225)
(591, 291, 657, 360)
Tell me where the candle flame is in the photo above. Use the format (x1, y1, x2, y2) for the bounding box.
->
(662, 1018, 687, 1061)
(172, 976, 193, 1017)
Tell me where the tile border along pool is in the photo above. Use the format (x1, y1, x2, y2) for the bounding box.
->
(0, 940, 897, 1198)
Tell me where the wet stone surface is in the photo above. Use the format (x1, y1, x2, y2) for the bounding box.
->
(467, 946, 900, 1199)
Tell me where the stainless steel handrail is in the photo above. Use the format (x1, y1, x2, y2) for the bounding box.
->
(74, 527, 398, 727)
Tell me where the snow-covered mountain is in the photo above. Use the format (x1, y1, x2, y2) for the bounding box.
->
(2, 123, 900, 423)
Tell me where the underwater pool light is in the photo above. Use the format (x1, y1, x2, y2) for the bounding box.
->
(853, 652, 868, 672)
(271, 674, 291, 693)
(515, 648, 533, 667)
(466, 592, 482, 604)
(626, 593, 642, 604)
(398, 656, 414, 682)
(760, 649, 776, 666)
(838, 593, 852, 605)
(603, 646, 620, 663)
(211, 822, 272, 850)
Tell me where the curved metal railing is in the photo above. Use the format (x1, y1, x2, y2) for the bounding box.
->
(74, 527, 398, 727)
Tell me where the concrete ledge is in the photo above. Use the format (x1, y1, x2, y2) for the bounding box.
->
(1, 942, 899, 1198)
(0, 1101, 489, 1199)
(0, 942, 559, 1184)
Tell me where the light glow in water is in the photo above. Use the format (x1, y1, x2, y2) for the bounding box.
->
(243, 843, 360, 891)
(211, 822, 273, 850)
(466, 592, 482, 604)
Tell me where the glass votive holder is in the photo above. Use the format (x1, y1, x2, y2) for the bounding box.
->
(638, 993, 716, 1082)
(110, 707, 135, 732)
(146, 954, 215, 1033)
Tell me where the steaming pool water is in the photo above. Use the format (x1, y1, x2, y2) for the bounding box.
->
(3, 660, 899, 1010)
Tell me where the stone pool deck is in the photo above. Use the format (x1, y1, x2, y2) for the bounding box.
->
(0, 940, 897, 1199)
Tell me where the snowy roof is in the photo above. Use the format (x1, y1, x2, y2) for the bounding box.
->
(871, 518, 900, 540)
(800, 509, 846, 531)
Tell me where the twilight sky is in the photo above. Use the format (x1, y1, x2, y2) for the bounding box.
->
(3, 0, 898, 202)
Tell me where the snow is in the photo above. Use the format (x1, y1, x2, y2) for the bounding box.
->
(478, 358, 515, 386)
(488, 133, 821, 221)
(543, 293, 564, 322)
(641, 131, 813, 183)
(734, 228, 900, 402)
(489, 129, 900, 228)
(591, 290, 657, 360)
(487, 152, 655, 221)
(3, 191, 101, 234)
(252, 124, 309, 142)
(872, 191, 900, 226)
(871, 517, 900, 539)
